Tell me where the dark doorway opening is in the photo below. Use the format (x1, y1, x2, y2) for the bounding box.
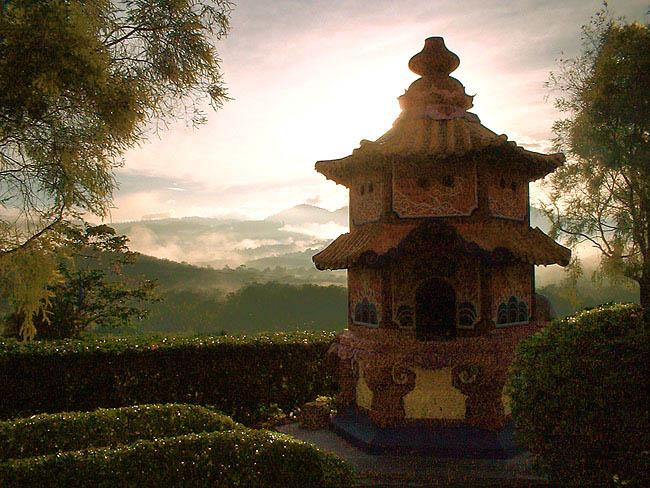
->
(415, 278, 456, 341)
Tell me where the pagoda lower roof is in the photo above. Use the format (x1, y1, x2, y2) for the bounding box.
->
(312, 219, 571, 270)
(315, 114, 564, 185)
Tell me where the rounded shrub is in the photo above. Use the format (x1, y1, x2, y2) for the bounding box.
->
(0, 403, 241, 460)
(505, 303, 649, 487)
(0, 429, 355, 488)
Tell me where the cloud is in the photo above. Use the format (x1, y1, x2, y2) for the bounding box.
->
(234, 238, 294, 250)
(112, 0, 648, 225)
(108, 191, 175, 223)
(305, 195, 322, 205)
(279, 222, 349, 240)
(110, 170, 348, 222)
(509, 134, 554, 154)
(142, 211, 175, 221)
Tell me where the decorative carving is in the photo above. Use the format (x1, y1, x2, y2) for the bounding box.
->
(393, 162, 478, 218)
(456, 365, 480, 385)
(457, 302, 478, 329)
(391, 363, 415, 385)
(396, 305, 414, 329)
(487, 171, 528, 220)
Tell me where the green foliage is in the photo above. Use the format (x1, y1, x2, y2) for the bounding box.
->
(215, 282, 347, 333)
(538, 279, 639, 318)
(0, 403, 241, 460)
(94, 274, 347, 335)
(0, 0, 232, 338)
(3, 224, 159, 339)
(0, 429, 354, 488)
(543, 8, 650, 306)
(0, 331, 338, 422)
(505, 303, 649, 487)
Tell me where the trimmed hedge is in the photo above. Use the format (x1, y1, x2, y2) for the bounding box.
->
(0, 403, 241, 460)
(0, 331, 337, 421)
(505, 303, 649, 487)
(0, 429, 355, 488)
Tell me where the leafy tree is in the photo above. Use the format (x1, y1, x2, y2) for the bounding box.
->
(3, 224, 159, 339)
(543, 7, 650, 310)
(0, 0, 232, 338)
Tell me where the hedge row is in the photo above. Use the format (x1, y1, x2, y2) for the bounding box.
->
(0, 429, 355, 488)
(0, 403, 241, 460)
(506, 303, 649, 487)
(0, 331, 338, 421)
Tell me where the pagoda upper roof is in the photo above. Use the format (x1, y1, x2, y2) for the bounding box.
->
(312, 220, 571, 270)
(315, 37, 564, 186)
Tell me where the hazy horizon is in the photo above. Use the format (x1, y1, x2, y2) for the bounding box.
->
(107, 0, 649, 223)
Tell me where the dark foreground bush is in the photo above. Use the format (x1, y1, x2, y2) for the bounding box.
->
(0, 331, 337, 421)
(0, 403, 240, 460)
(0, 429, 355, 488)
(506, 303, 649, 487)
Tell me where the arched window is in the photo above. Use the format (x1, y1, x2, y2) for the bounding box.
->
(368, 303, 378, 325)
(518, 301, 528, 322)
(354, 302, 363, 323)
(508, 296, 519, 323)
(497, 296, 529, 326)
(361, 298, 370, 323)
(458, 302, 477, 328)
(497, 303, 508, 325)
(354, 298, 379, 326)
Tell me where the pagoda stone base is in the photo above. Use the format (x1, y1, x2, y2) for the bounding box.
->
(331, 324, 543, 431)
(331, 408, 520, 458)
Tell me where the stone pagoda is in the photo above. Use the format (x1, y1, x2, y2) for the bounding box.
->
(312, 37, 571, 456)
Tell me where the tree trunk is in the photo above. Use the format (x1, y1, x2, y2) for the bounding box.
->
(640, 267, 650, 328)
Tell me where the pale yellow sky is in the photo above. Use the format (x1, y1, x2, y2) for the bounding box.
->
(109, 0, 649, 223)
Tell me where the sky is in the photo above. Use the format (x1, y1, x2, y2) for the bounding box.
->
(108, 0, 649, 223)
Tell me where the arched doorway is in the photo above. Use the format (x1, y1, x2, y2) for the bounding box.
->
(415, 278, 456, 341)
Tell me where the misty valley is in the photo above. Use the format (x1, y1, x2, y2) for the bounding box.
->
(89, 204, 638, 337)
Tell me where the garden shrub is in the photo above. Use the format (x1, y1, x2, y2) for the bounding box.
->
(0, 331, 337, 422)
(0, 403, 241, 460)
(505, 303, 649, 487)
(0, 429, 355, 488)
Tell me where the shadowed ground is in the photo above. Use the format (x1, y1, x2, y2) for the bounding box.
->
(277, 423, 552, 487)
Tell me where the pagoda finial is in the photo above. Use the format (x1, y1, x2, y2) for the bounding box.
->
(398, 37, 473, 120)
(408, 37, 459, 77)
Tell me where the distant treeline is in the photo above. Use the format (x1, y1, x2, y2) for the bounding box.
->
(22, 250, 639, 338)
(538, 279, 639, 319)
(102, 282, 348, 336)
(122, 254, 346, 294)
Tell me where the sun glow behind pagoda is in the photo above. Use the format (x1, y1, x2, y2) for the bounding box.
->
(313, 37, 570, 455)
